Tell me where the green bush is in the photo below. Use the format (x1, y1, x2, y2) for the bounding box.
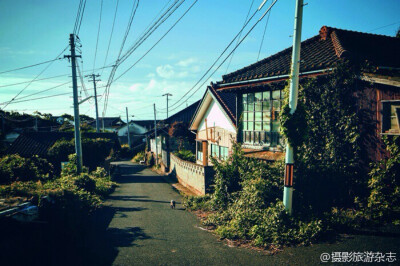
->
(48, 137, 113, 171)
(74, 174, 96, 193)
(0, 154, 54, 184)
(367, 136, 400, 223)
(184, 195, 211, 211)
(117, 144, 133, 159)
(132, 151, 145, 163)
(184, 143, 325, 248)
(173, 149, 195, 163)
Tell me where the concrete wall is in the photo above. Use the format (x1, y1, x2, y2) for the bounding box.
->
(170, 153, 213, 195)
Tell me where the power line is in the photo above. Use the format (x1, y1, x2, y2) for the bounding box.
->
(0, 81, 70, 105)
(102, 0, 181, 117)
(101, 0, 119, 76)
(257, 7, 271, 61)
(367, 21, 400, 33)
(161, 0, 264, 111)
(73, 0, 87, 35)
(168, 0, 278, 113)
(1, 46, 69, 110)
(0, 65, 113, 89)
(93, 0, 104, 73)
(225, 0, 255, 74)
(0, 92, 72, 106)
(113, 0, 197, 83)
(0, 58, 62, 75)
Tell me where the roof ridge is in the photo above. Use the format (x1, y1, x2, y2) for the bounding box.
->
(324, 25, 399, 39)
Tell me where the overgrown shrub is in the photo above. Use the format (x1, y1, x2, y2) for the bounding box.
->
(132, 151, 145, 163)
(74, 174, 96, 193)
(116, 144, 133, 159)
(185, 143, 324, 248)
(367, 136, 400, 223)
(173, 149, 195, 163)
(0, 154, 54, 184)
(48, 137, 113, 171)
(280, 61, 367, 213)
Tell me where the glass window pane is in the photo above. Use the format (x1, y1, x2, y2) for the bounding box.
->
(242, 112, 247, 121)
(243, 121, 248, 130)
(248, 122, 254, 131)
(248, 93, 254, 104)
(255, 112, 262, 121)
(255, 122, 262, 131)
(248, 103, 254, 111)
(262, 100, 271, 111)
(255, 102, 262, 111)
(243, 103, 248, 112)
(263, 112, 271, 121)
(272, 121, 280, 132)
(255, 92, 262, 102)
(243, 94, 247, 104)
(248, 112, 254, 121)
(272, 90, 280, 99)
(263, 122, 270, 131)
(263, 91, 270, 101)
(273, 100, 280, 109)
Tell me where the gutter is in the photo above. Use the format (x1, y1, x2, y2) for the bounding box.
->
(218, 68, 333, 87)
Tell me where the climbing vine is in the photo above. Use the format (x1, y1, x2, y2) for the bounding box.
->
(280, 61, 366, 211)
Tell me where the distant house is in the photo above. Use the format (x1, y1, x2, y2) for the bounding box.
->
(117, 121, 151, 146)
(88, 117, 126, 132)
(189, 86, 236, 165)
(212, 26, 400, 163)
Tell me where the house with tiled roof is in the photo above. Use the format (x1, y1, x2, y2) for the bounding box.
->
(209, 26, 400, 162)
(88, 117, 126, 132)
(189, 85, 237, 165)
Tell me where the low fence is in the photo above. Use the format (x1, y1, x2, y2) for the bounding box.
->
(169, 153, 214, 195)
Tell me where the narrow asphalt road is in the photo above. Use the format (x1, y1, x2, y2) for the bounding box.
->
(84, 161, 400, 266)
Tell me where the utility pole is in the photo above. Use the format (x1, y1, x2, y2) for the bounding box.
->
(86, 74, 101, 132)
(126, 107, 131, 148)
(65, 33, 83, 173)
(153, 104, 158, 166)
(162, 93, 172, 119)
(283, 0, 303, 215)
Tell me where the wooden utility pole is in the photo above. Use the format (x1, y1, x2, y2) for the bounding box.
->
(86, 74, 100, 132)
(283, 0, 304, 215)
(65, 33, 83, 173)
(162, 93, 172, 119)
(126, 107, 131, 148)
(153, 104, 158, 166)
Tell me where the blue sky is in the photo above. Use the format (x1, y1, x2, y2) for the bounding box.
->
(0, 0, 399, 120)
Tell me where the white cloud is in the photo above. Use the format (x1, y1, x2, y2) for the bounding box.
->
(176, 57, 197, 67)
(156, 64, 175, 79)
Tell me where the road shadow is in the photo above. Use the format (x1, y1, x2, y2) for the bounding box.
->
(117, 174, 167, 184)
(108, 195, 181, 205)
(0, 204, 150, 266)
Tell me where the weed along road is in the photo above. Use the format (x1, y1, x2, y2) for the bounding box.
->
(85, 161, 400, 266)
